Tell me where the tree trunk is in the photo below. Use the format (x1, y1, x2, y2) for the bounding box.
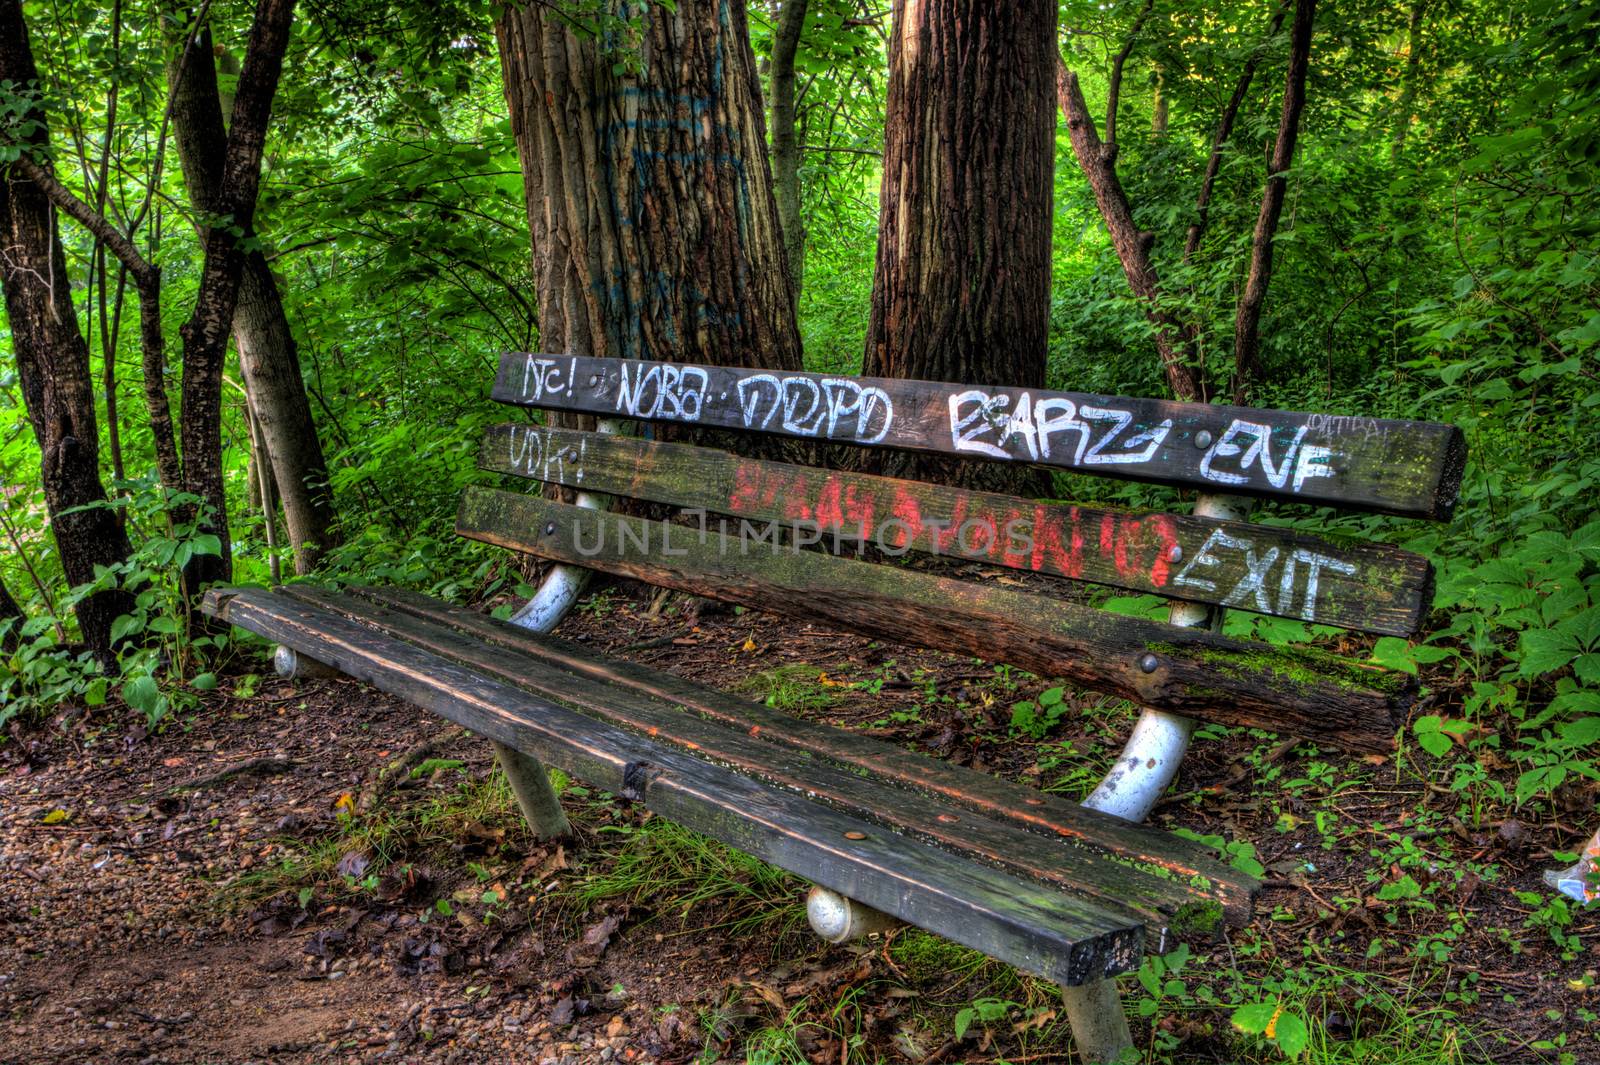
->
(175, 0, 298, 590)
(0, 0, 135, 654)
(0, 574, 22, 651)
(495, 0, 801, 376)
(1391, 0, 1427, 158)
(864, 0, 1058, 489)
(769, 0, 809, 297)
(168, 25, 337, 576)
(1232, 0, 1316, 403)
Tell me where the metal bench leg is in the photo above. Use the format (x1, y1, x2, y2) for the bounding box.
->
(273, 644, 339, 681)
(1060, 492, 1252, 1064)
(494, 420, 626, 841)
(805, 885, 901, 942)
(493, 741, 572, 840)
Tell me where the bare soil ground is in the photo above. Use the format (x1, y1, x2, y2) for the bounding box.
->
(2, 582, 1597, 1064)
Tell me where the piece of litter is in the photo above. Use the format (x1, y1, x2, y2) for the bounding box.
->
(1544, 824, 1600, 904)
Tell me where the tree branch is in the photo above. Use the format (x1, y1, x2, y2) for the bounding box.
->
(1231, 0, 1316, 403)
(9, 154, 181, 489)
(1103, 0, 1156, 157)
(1058, 60, 1205, 402)
(1184, 0, 1290, 263)
(11, 156, 155, 289)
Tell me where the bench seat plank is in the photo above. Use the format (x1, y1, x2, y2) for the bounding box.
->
(478, 424, 1434, 636)
(204, 586, 1153, 986)
(456, 488, 1411, 752)
(274, 583, 1253, 926)
(338, 584, 1257, 917)
(491, 353, 1466, 520)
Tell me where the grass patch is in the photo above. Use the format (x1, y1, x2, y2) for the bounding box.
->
(735, 664, 839, 714)
(565, 817, 805, 938)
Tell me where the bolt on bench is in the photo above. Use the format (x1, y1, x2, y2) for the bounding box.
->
(205, 353, 1463, 1063)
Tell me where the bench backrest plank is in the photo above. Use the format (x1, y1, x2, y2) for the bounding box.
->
(479, 423, 1434, 636)
(492, 354, 1466, 519)
(457, 487, 1409, 752)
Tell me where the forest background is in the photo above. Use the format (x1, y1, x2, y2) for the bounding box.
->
(0, 0, 1598, 1060)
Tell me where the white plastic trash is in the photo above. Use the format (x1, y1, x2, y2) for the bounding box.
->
(1545, 826, 1600, 904)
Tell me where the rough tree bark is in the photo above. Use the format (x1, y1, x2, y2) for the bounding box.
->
(176, 0, 298, 589)
(769, 0, 809, 296)
(1231, 0, 1315, 403)
(0, 0, 135, 653)
(865, 0, 1059, 488)
(495, 0, 801, 375)
(170, 25, 337, 575)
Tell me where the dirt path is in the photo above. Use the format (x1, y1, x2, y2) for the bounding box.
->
(2, 589, 1594, 1063)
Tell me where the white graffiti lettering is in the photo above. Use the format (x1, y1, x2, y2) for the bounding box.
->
(520, 355, 578, 403)
(505, 425, 587, 485)
(1199, 419, 1337, 491)
(1174, 527, 1358, 622)
(737, 374, 893, 443)
(949, 391, 1172, 467)
(615, 362, 710, 422)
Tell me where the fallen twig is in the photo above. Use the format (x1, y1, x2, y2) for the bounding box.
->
(359, 726, 468, 811)
(175, 755, 297, 791)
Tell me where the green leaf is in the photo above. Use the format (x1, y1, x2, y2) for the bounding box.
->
(1231, 1001, 1277, 1035)
(1274, 1010, 1309, 1058)
(121, 674, 160, 714)
(109, 613, 143, 644)
(191, 672, 218, 692)
(1556, 716, 1600, 749)
(1519, 628, 1579, 677)
(1370, 637, 1419, 675)
(1377, 874, 1422, 901)
(953, 1007, 976, 1041)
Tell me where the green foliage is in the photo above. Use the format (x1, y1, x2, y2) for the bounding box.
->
(0, 482, 230, 729)
(1009, 684, 1068, 739)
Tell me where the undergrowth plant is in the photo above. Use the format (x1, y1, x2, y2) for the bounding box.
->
(0, 481, 231, 729)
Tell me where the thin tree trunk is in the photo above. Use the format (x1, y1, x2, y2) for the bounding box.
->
(769, 0, 809, 297)
(1231, 0, 1316, 403)
(496, 0, 801, 376)
(0, 574, 23, 651)
(1391, 0, 1426, 158)
(865, 0, 1058, 489)
(0, 0, 135, 654)
(1058, 63, 1205, 403)
(175, 0, 298, 590)
(100, 258, 128, 484)
(169, 24, 337, 575)
(1152, 66, 1168, 134)
(1184, 0, 1289, 264)
(8, 155, 179, 493)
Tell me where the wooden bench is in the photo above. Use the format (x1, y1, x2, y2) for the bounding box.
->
(203, 353, 1463, 1062)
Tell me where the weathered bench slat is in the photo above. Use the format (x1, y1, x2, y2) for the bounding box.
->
(456, 488, 1409, 752)
(346, 583, 1256, 913)
(491, 354, 1466, 520)
(204, 587, 1149, 986)
(274, 583, 1249, 927)
(478, 424, 1434, 636)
